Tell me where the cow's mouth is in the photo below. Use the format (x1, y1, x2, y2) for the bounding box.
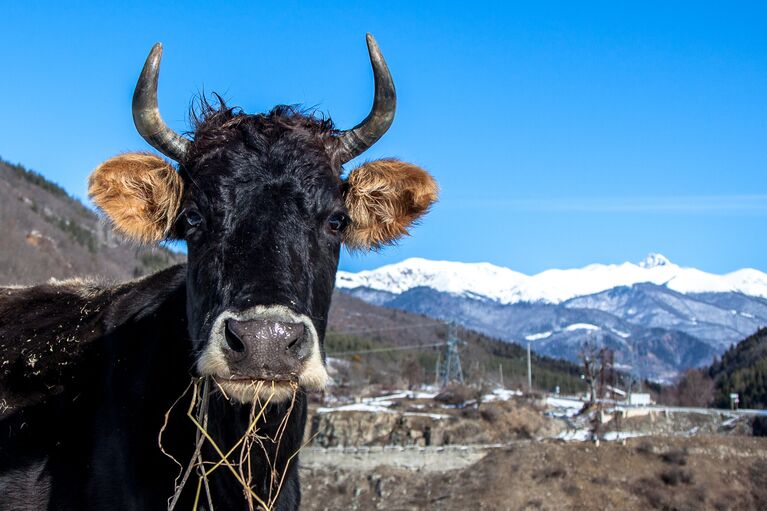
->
(212, 376, 300, 403)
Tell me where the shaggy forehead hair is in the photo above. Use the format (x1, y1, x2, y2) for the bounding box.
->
(185, 99, 342, 174)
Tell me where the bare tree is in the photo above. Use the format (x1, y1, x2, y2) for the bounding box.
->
(579, 339, 603, 404)
(672, 369, 715, 407)
(403, 357, 424, 390)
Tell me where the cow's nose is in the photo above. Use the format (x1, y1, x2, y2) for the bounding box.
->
(223, 318, 308, 378)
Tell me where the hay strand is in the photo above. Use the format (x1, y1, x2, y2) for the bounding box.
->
(161, 377, 302, 510)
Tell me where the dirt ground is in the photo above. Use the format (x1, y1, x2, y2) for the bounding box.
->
(300, 436, 767, 510)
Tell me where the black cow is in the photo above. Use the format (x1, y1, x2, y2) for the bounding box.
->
(0, 34, 437, 510)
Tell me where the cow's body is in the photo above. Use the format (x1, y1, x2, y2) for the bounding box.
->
(0, 265, 304, 510)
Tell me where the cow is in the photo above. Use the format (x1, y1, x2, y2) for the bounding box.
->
(0, 34, 437, 510)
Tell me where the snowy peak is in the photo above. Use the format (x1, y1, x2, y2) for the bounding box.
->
(639, 252, 673, 269)
(336, 257, 527, 303)
(336, 254, 767, 305)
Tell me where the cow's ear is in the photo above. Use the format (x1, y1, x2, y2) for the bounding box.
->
(343, 159, 438, 250)
(88, 153, 183, 243)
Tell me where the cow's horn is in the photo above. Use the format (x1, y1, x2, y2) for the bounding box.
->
(336, 34, 397, 164)
(132, 43, 190, 162)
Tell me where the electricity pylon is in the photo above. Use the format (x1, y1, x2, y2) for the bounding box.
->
(439, 322, 464, 387)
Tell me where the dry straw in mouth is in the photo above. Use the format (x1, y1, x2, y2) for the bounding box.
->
(159, 377, 304, 510)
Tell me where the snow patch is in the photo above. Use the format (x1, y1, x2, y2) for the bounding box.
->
(564, 323, 600, 332)
(546, 396, 585, 418)
(525, 331, 552, 341)
(557, 429, 592, 442)
(483, 388, 524, 402)
(403, 412, 450, 420)
(557, 428, 646, 442)
(317, 389, 442, 415)
(317, 403, 393, 414)
(602, 431, 647, 441)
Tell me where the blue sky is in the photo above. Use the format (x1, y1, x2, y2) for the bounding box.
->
(1, 1, 765, 274)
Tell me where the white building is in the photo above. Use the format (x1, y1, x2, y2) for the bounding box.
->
(628, 393, 653, 406)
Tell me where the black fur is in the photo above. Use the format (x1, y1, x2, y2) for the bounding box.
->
(0, 102, 353, 510)
(181, 102, 345, 351)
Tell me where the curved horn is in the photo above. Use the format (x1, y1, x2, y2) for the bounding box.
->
(132, 43, 190, 162)
(336, 34, 397, 164)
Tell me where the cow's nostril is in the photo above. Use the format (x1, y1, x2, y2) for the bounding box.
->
(285, 323, 306, 351)
(224, 320, 246, 353)
(286, 333, 302, 350)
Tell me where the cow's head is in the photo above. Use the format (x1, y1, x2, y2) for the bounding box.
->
(88, 36, 437, 403)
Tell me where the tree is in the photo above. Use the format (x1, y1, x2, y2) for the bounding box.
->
(579, 339, 603, 404)
(671, 369, 715, 407)
(403, 357, 424, 389)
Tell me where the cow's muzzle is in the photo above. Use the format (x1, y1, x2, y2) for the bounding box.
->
(197, 305, 329, 403)
(222, 318, 308, 381)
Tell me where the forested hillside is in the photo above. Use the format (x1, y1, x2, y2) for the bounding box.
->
(709, 328, 767, 408)
(0, 157, 184, 285)
(327, 292, 585, 393)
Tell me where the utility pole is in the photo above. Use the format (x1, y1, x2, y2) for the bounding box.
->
(527, 341, 532, 391)
(499, 364, 504, 388)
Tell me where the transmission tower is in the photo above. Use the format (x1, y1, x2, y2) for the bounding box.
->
(439, 322, 464, 387)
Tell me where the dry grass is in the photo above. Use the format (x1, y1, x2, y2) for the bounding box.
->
(301, 436, 767, 510)
(159, 377, 305, 510)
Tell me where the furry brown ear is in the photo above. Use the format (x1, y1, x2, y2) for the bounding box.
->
(88, 153, 183, 243)
(343, 159, 438, 250)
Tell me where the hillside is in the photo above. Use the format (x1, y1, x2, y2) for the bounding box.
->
(302, 436, 767, 511)
(327, 292, 584, 393)
(709, 328, 767, 408)
(0, 157, 184, 285)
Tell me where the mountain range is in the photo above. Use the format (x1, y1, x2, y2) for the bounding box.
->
(337, 256, 767, 382)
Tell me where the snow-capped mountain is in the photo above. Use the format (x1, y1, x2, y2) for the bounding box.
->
(336, 254, 767, 382)
(337, 254, 767, 305)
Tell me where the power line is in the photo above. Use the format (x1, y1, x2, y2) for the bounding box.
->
(327, 321, 444, 336)
(327, 342, 446, 357)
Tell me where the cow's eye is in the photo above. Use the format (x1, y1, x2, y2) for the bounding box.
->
(185, 209, 203, 228)
(327, 212, 349, 233)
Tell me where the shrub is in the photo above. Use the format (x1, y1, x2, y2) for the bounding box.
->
(434, 384, 473, 406)
(660, 449, 688, 466)
(752, 416, 767, 437)
(659, 468, 694, 486)
(480, 406, 501, 423)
